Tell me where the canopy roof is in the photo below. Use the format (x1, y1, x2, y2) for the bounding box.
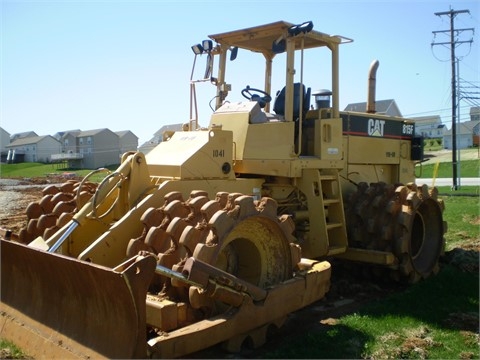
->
(208, 20, 347, 56)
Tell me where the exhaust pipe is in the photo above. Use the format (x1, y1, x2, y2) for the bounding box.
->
(367, 59, 379, 114)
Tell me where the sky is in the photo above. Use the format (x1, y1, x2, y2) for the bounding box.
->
(1, 0, 479, 146)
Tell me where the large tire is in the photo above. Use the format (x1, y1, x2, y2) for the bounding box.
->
(191, 193, 296, 288)
(134, 191, 299, 352)
(130, 191, 298, 304)
(345, 182, 446, 283)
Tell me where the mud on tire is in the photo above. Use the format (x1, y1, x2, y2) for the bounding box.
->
(128, 191, 299, 307)
(345, 182, 447, 283)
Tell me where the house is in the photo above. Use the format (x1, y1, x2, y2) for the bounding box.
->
(50, 130, 83, 168)
(473, 122, 480, 147)
(443, 120, 480, 149)
(1, 127, 10, 152)
(471, 108, 480, 146)
(76, 128, 120, 169)
(1, 127, 11, 162)
(51, 128, 139, 169)
(116, 130, 139, 157)
(5, 126, 140, 168)
(55, 130, 82, 154)
(410, 115, 445, 138)
(471, 107, 480, 122)
(5, 135, 61, 163)
(344, 99, 402, 117)
(53, 129, 81, 142)
(138, 123, 184, 154)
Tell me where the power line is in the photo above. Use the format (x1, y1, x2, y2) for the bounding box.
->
(431, 8, 474, 190)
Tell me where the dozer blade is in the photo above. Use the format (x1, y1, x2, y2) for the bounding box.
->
(0, 239, 156, 359)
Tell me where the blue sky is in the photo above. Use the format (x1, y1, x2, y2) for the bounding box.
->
(1, 0, 479, 145)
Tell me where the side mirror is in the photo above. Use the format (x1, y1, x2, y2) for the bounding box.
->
(272, 39, 286, 54)
(230, 46, 238, 61)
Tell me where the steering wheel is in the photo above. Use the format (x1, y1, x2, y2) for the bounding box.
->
(241, 85, 272, 108)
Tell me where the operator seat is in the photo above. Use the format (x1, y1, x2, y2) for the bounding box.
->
(273, 83, 311, 120)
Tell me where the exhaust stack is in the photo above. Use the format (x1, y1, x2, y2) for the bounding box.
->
(366, 60, 379, 114)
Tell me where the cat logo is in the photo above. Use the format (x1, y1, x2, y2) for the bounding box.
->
(368, 118, 385, 137)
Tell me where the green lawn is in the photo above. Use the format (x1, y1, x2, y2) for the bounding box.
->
(264, 264, 478, 359)
(261, 191, 479, 359)
(442, 195, 480, 249)
(0, 162, 117, 179)
(417, 159, 479, 178)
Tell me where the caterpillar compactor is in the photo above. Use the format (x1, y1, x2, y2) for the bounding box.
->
(0, 21, 446, 358)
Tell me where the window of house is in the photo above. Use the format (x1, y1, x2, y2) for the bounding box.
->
(79, 138, 84, 145)
(65, 139, 69, 146)
(87, 137, 92, 145)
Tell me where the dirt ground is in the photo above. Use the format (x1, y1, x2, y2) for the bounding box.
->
(0, 180, 45, 235)
(0, 174, 478, 359)
(424, 148, 480, 163)
(0, 178, 60, 236)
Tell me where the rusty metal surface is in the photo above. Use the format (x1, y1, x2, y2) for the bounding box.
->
(0, 239, 156, 358)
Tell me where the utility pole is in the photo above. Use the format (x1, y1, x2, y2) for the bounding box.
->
(432, 8, 473, 190)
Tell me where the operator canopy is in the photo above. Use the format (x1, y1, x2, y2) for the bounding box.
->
(208, 20, 347, 56)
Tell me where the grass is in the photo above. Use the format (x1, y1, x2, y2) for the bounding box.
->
(441, 195, 479, 250)
(423, 138, 443, 151)
(417, 159, 479, 178)
(0, 339, 31, 359)
(0, 162, 118, 182)
(261, 187, 479, 359)
(264, 266, 479, 359)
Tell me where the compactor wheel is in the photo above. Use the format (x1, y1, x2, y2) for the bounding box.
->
(17, 180, 97, 244)
(135, 191, 299, 350)
(133, 191, 298, 295)
(190, 193, 297, 289)
(345, 182, 446, 283)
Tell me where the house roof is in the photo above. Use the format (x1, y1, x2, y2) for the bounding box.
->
(138, 124, 184, 151)
(6, 135, 58, 147)
(411, 115, 442, 124)
(470, 107, 480, 115)
(153, 124, 184, 137)
(344, 99, 402, 116)
(77, 128, 111, 137)
(54, 129, 81, 139)
(115, 130, 138, 139)
(443, 120, 480, 136)
(0, 127, 11, 137)
(11, 131, 38, 140)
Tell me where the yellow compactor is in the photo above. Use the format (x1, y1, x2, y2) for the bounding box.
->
(0, 21, 446, 358)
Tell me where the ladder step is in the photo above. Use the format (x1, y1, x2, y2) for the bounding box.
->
(327, 245, 347, 255)
(319, 175, 337, 181)
(326, 222, 343, 230)
(323, 198, 340, 205)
